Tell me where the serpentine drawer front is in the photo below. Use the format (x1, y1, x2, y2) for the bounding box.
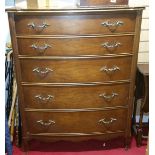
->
(7, 3, 144, 151)
(20, 56, 132, 83)
(15, 13, 136, 35)
(25, 109, 127, 134)
(17, 35, 134, 56)
(22, 83, 130, 109)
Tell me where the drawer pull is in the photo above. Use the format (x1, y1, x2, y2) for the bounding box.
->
(101, 21, 124, 32)
(99, 92, 118, 102)
(101, 42, 121, 50)
(27, 22, 50, 31)
(35, 95, 54, 102)
(33, 67, 53, 78)
(30, 44, 52, 53)
(98, 118, 117, 124)
(100, 66, 120, 74)
(37, 120, 55, 126)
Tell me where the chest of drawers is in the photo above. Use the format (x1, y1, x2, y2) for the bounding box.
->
(7, 2, 144, 151)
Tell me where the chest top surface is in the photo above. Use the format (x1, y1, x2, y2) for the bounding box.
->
(6, 0, 144, 12)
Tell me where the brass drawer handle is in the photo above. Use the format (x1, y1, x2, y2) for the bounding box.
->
(101, 21, 124, 32)
(98, 118, 117, 124)
(35, 95, 54, 102)
(27, 22, 50, 31)
(30, 43, 52, 53)
(37, 120, 55, 126)
(33, 67, 53, 78)
(99, 92, 118, 102)
(100, 65, 120, 74)
(101, 42, 121, 50)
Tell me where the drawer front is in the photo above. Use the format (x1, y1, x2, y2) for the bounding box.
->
(26, 109, 127, 134)
(23, 83, 130, 109)
(15, 13, 136, 35)
(79, 0, 128, 6)
(20, 57, 132, 83)
(17, 35, 134, 56)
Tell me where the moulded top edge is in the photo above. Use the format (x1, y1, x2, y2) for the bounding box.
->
(6, 6, 145, 13)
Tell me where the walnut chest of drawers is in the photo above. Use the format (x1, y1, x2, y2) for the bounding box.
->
(7, 2, 144, 151)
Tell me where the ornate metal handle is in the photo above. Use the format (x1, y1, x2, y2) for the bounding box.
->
(101, 42, 121, 50)
(37, 120, 55, 126)
(30, 44, 52, 53)
(100, 66, 120, 74)
(98, 118, 117, 124)
(35, 95, 54, 103)
(33, 67, 53, 78)
(99, 92, 118, 102)
(101, 21, 124, 32)
(27, 22, 50, 31)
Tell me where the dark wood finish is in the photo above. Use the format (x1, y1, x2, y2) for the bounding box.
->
(22, 83, 130, 109)
(133, 63, 149, 147)
(20, 57, 132, 83)
(79, 0, 128, 6)
(17, 35, 134, 56)
(123, 10, 143, 148)
(15, 13, 136, 35)
(7, 12, 30, 151)
(6, 1, 144, 151)
(28, 132, 125, 142)
(26, 109, 127, 134)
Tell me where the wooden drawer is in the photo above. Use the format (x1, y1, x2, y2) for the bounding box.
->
(15, 13, 136, 35)
(20, 56, 132, 83)
(23, 83, 129, 109)
(26, 109, 127, 134)
(78, 0, 128, 6)
(17, 35, 134, 56)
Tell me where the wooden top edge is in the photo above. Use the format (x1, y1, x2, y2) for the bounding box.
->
(5, 6, 145, 13)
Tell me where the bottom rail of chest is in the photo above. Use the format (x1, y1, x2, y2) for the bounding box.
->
(22, 131, 131, 151)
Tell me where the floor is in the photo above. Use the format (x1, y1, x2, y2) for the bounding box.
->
(13, 137, 147, 155)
